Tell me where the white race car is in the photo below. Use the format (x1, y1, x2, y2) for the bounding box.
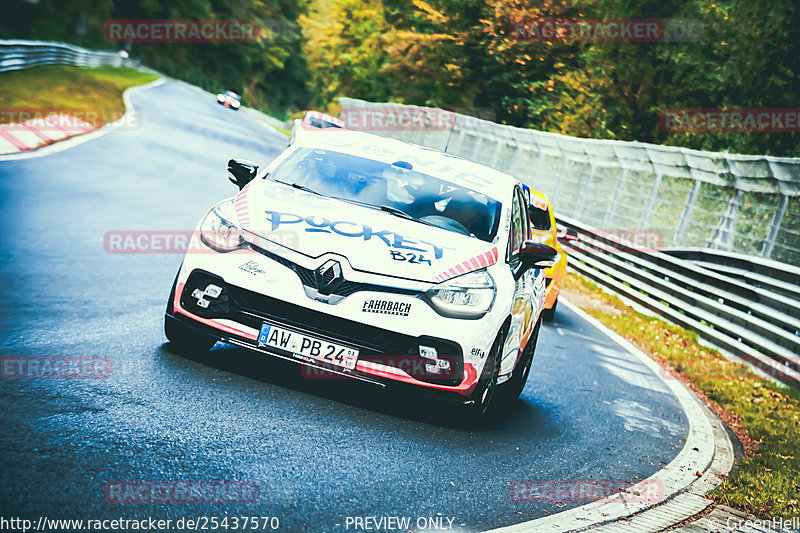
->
(165, 129, 556, 420)
(289, 110, 345, 145)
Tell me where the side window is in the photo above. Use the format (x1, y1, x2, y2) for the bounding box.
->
(519, 189, 531, 241)
(529, 199, 552, 230)
(507, 188, 527, 264)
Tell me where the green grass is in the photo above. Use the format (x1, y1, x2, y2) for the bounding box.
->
(0, 65, 158, 126)
(562, 272, 800, 519)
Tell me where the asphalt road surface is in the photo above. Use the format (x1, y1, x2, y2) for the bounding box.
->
(0, 80, 688, 532)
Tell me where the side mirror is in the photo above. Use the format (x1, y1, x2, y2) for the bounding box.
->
(228, 159, 258, 190)
(518, 241, 558, 277)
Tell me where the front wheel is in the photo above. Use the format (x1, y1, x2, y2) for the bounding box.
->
(458, 328, 505, 427)
(164, 315, 217, 355)
(164, 272, 216, 355)
(498, 317, 541, 403)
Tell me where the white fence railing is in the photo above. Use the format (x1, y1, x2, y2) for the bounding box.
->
(339, 97, 800, 266)
(0, 39, 135, 73)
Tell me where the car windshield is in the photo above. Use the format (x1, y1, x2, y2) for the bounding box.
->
(529, 204, 552, 230)
(271, 148, 502, 242)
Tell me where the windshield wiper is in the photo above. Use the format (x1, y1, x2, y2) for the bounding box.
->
(326, 197, 435, 228)
(274, 180, 322, 195)
(380, 205, 414, 219)
(378, 205, 437, 228)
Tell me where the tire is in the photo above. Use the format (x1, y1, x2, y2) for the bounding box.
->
(164, 271, 216, 355)
(458, 328, 505, 426)
(498, 318, 541, 404)
(542, 297, 557, 322)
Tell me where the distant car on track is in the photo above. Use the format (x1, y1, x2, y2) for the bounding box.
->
(164, 129, 557, 421)
(525, 190, 567, 321)
(216, 90, 241, 110)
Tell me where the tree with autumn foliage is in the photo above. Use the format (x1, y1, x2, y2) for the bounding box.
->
(3, 0, 310, 115)
(7, 0, 800, 154)
(300, 0, 478, 111)
(300, 0, 800, 155)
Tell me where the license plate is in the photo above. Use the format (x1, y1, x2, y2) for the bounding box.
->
(257, 322, 358, 370)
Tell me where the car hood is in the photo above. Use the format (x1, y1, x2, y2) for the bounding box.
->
(234, 181, 500, 284)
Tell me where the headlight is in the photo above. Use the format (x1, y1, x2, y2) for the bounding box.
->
(199, 200, 246, 252)
(426, 269, 496, 319)
(232, 100, 240, 108)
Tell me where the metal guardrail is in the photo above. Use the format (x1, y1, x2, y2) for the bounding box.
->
(661, 248, 800, 302)
(339, 97, 800, 266)
(0, 39, 134, 73)
(557, 214, 800, 386)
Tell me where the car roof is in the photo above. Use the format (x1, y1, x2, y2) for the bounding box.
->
(292, 129, 518, 199)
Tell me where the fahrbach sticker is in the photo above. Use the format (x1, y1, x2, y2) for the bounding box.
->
(362, 299, 411, 316)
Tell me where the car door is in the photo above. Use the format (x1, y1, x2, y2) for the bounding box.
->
(500, 186, 536, 377)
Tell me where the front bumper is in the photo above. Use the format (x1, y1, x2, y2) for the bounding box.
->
(169, 267, 483, 402)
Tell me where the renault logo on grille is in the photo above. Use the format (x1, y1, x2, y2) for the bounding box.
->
(315, 259, 343, 295)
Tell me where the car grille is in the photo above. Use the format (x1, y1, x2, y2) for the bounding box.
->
(248, 243, 418, 298)
(180, 269, 463, 385)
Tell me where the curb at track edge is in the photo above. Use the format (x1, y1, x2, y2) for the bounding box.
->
(0, 77, 166, 162)
(486, 299, 735, 532)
